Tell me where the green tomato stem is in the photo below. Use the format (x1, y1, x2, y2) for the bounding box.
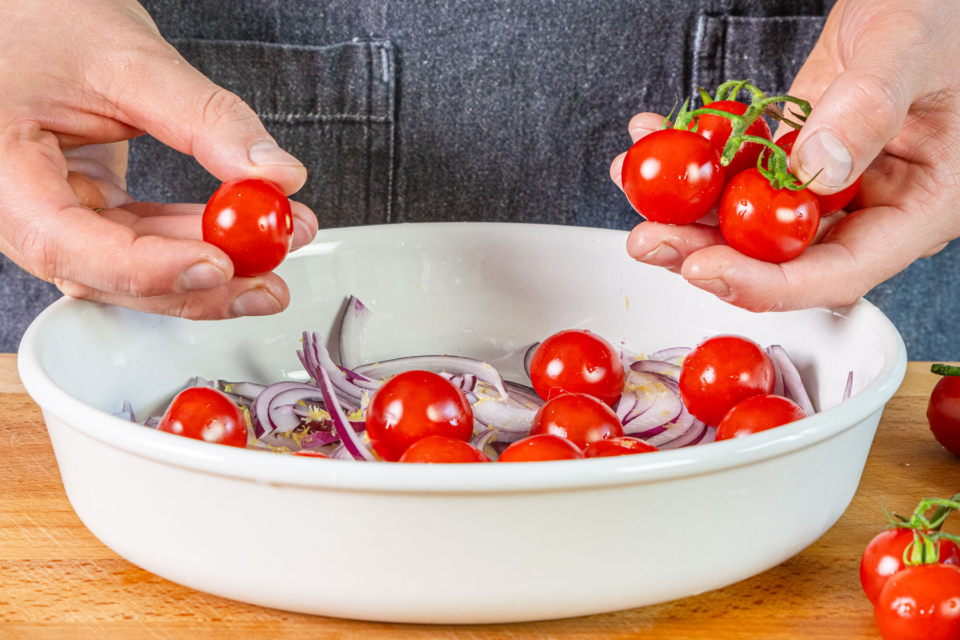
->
(932, 364, 960, 377)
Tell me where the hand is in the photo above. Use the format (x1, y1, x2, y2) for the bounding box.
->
(0, 0, 319, 320)
(611, 0, 960, 312)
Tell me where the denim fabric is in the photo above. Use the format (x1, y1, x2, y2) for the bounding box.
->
(8, 0, 955, 360)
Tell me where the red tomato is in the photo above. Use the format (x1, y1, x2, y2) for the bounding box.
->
(529, 329, 626, 406)
(583, 436, 657, 458)
(157, 386, 248, 448)
(927, 375, 960, 456)
(498, 434, 584, 463)
(294, 450, 330, 458)
(365, 370, 474, 462)
(679, 335, 776, 427)
(718, 168, 821, 263)
(202, 178, 294, 277)
(398, 435, 491, 463)
(529, 393, 624, 449)
(861, 529, 960, 605)
(775, 130, 862, 215)
(715, 394, 806, 441)
(620, 129, 725, 225)
(874, 563, 960, 640)
(690, 100, 772, 182)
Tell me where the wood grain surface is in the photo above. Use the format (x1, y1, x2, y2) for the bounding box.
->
(1, 356, 958, 639)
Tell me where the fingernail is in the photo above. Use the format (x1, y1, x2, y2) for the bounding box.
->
(798, 130, 852, 187)
(232, 288, 282, 317)
(180, 262, 228, 291)
(688, 278, 730, 297)
(629, 126, 655, 143)
(636, 244, 682, 268)
(249, 140, 303, 167)
(290, 218, 311, 250)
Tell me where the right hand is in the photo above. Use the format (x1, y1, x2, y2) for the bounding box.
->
(0, 0, 319, 319)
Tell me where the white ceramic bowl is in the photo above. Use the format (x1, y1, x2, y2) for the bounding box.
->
(19, 223, 906, 624)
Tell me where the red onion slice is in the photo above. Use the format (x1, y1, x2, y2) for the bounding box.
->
(471, 428, 498, 450)
(502, 381, 543, 408)
(618, 344, 639, 371)
(298, 332, 368, 402)
(631, 360, 682, 381)
(523, 342, 540, 380)
(339, 296, 373, 370)
(354, 355, 509, 400)
(218, 381, 265, 400)
(113, 400, 135, 422)
(767, 346, 816, 416)
(645, 405, 696, 447)
(440, 372, 479, 393)
(253, 381, 323, 439)
(843, 371, 854, 402)
(657, 415, 705, 450)
(701, 427, 717, 444)
(471, 398, 535, 433)
(622, 375, 682, 434)
(144, 416, 161, 429)
(619, 372, 665, 424)
(187, 376, 215, 389)
(316, 366, 376, 461)
(648, 347, 690, 364)
(300, 421, 366, 449)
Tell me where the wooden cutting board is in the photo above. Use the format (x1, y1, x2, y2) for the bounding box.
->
(1, 356, 957, 639)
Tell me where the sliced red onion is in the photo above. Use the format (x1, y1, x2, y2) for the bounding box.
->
(657, 416, 705, 450)
(144, 416, 160, 429)
(113, 400, 135, 422)
(619, 372, 668, 424)
(502, 381, 543, 408)
(645, 405, 696, 447)
(767, 346, 816, 416)
(616, 394, 637, 422)
(186, 376, 215, 389)
(629, 424, 668, 439)
(331, 444, 353, 460)
(843, 371, 854, 402)
(338, 365, 380, 391)
(300, 421, 366, 449)
(339, 295, 373, 370)
(298, 332, 367, 403)
(622, 375, 682, 434)
(523, 342, 540, 380)
(618, 344, 640, 370)
(701, 427, 717, 444)
(631, 359, 682, 381)
(440, 372, 479, 393)
(316, 365, 376, 461)
(471, 428, 498, 450)
(648, 347, 690, 364)
(354, 355, 509, 400)
(471, 399, 536, 433)
(253, 381, 322, 439)
(218, 380, 265, 400)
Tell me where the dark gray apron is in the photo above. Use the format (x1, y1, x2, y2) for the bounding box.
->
(7, 0, 952, 358)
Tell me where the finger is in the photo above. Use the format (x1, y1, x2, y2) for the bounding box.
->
(628, 113, 666, 142)
(626, 222, 725, 273)
(679, 204, 932, 312)
(63, 142, 129, 188)
(610, 153, 625, 190)
(66, 172, 106, 210)
(111, 39, 307, 196)
(57, 273, 289, 320)
(65, 156, 126, 190)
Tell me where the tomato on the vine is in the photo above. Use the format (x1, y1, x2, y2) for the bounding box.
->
(157, 386, 248, 448)
(715, 394, 805, 441)
(718, 168, 820, 264)
(690, 100, 772, 182)
(529, 392, 623, 449)
(679, 335, 775, 427)
(529, 329, 625, 406)
(926, 370, 960, 456)
(498, 434, 584, 463)
(861, 529, 960, 605)
(874, 563, 960, 640)
(620, 129, 725, 225)
(398, 435, 491, 463)
(202, 178, 294, 277)
(775, 130, 861, 215)
(365, 370, 474, 462)
(583, 436, 657, 458)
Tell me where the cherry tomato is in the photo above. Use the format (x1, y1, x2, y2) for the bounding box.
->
(293, 450, 330, 458)
(718, 168, 820, 263)
(690, 100, 772, 182)
(583, 436, 657, 458)
(861, 529, 960, 605)
(874, 563, 960, 640)
(775, 130, 862, 215)
(398, 435, 491, 463)
(157, 386, 248, 448)
(529, 329, 626, 406)
(529, 393, 624, 449)
(620, 129, 725, 225)
(202, 178, 294, 277)
(498, 434, 584, 463)
(715, 394, 805, 441)
(926, 374, 960, 456)
(365, 370, 474, 462)
(679, 335, 776, 427)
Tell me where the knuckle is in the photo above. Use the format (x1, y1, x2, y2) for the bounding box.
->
(198, 87, 257, 129)
(844, 72, 907, 138)
(15, 220, 58, 281)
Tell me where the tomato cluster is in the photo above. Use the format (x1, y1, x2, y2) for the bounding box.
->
(620, 82, 861, 264)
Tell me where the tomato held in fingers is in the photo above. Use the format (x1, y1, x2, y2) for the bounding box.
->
(776, 130, 862, 215)
(715, 394, 806, 441)
(926, 366, 960, 456)
(861, 529, 960, 605)
(529, 329, 626, 406)
(690, 100, 772, 182)
(718, 168, 820, 264)
(583, 436, 657, 458)
(399, 435, 491, 463)
(158, 386, 248, 448)
(202, 178, 294, 277)
(874, 563, 960, 640)
(498, 434, 584, 463)
(620, 129, 725, 225)
(679, 335, 775, 427)
(365, 370, 474, 462)
(529, 393, 624, 449)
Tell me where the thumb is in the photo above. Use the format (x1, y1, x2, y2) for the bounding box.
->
(110, 40, 307, 196)
(791, 62, 914, 195)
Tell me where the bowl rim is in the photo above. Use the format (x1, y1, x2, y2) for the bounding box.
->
(17, 222, 908, 494)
